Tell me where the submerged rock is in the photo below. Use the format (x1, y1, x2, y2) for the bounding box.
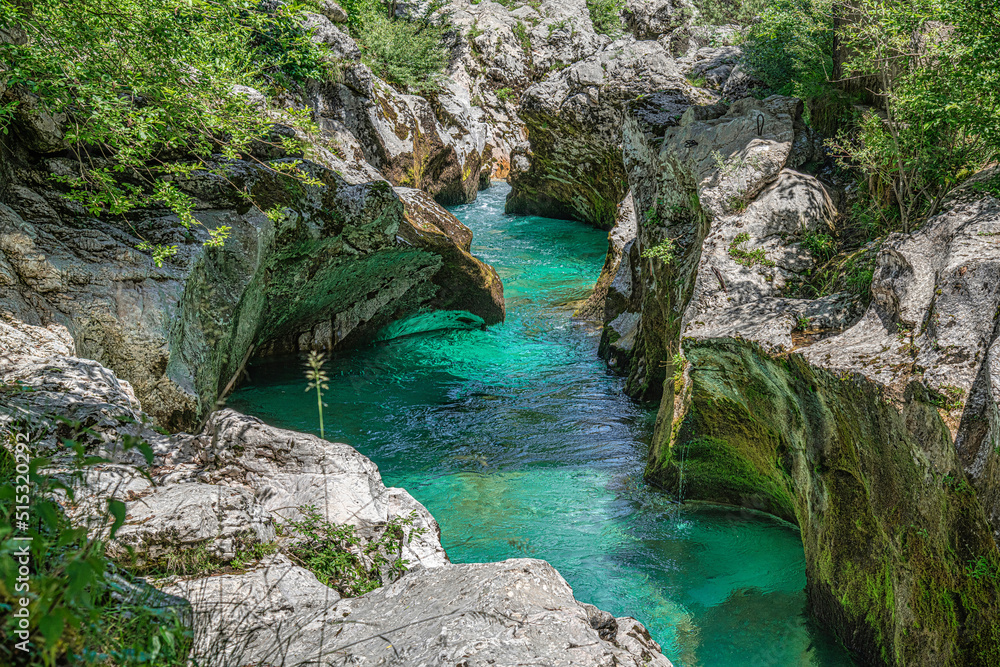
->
(169, 557, 673, 667)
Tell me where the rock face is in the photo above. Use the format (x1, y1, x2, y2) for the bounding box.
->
(650, 338, 1000, 667)
(798, 170, 1000, 544)
(168, 556, 673, 667)
(507, 40, 702, 228)
(609, 94, 839, 398)
(608, 90, 1000, 665)
(0, 141, 503, 430)
(623, 0, 693, 41)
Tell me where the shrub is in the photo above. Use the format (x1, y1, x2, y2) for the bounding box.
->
(692, 0, 767, 26)
(341, 0, 449, 93)
(586, 0, 625, 38)
(0, 419, 191, 666)
(641, 238, 677, 264)
(827, 0, 1000, 233)
(0, 0, 325, 266)
(738, 0, 833, 99)
(284, 506, 424, 598)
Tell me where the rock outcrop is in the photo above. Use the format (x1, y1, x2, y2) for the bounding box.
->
(169, 557, 673, 667)
(606, 90, 1000, 665)
(0, 140, 503, 430)
(507, 40, 703, 228)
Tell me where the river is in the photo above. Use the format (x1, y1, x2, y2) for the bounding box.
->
(229, 183, 853, 666)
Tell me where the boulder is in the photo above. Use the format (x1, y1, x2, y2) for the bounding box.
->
(169, 409, 449, 570)
(168, 557, 673, 667)
(507, 40, 704, 228)
(623, 0, 693, 41)
(301, 12, 361, 60)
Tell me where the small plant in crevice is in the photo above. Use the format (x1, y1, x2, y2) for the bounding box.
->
(728, 232, 775, 268)
(283, 506, 425, 598)
(793, 316, 812, 332)
(641, 238, 677, 264)
(305, 350, 330, 440)
(671, 353, 688, 393)
(801, 231, 836, 262)
(495, 87, 515, 102)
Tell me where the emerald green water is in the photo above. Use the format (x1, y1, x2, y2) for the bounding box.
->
(229, 184, 854, 666)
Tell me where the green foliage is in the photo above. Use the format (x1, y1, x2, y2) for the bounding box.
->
(671, 353, 688, 393)
(284, 506, 424, 597)
(495, 87, 515, 102)
(692, 0, 767, 27)
(828, 0, 1000, 233)
(728, 232, 775, 268)
(345, 0, 450, 93)
(0, 420, 190, 666)
(586, 0, 625, 38)
(640, 238, 677, 264)
(738, 0, 833, 98)
(513, 20, 532, 58)
(0, 0, 325, 265)
(304, 350, 330, 440)
(800, 231, 836, 262)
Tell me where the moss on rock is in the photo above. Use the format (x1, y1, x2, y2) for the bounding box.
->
(647, 337, 1000, 666)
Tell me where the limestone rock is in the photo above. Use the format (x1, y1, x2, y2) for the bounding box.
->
(578, 192, 637, 321)
(799, 170, 1000, 541)
(623, 0, 693, 41)
(646, 338, 1000, 667)
(170, 557, 673, 667)
(0, 151, 503, 430)
(319, 0, 348, 22)
(170, 409, 449, 570)
(611, 95, 854, 398)
(301, 12, 361, 60)
(508, 40, 702, 228)
(107, 483, 276, 561)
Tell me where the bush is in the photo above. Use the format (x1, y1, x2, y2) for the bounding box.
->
(828, 0, 1000, 233)
(341, 0, 449, 93)
(284, 506, 424, 598)
(692, 0, 767, 26)
(586, 0, 625, 37)
(0, 419, 191, 666)
(738, 0, 833, 98)
(0, 0, 325, 266)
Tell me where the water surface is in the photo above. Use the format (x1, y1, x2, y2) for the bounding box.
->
(230, 184, 853, 666)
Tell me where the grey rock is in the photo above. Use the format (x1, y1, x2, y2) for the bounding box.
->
(170, 557, 673, 667)
(508, 40, 706, 228)
(623, 0, 694, 41)
(319, 0, 349, 22)
(0, 152, 503, 430)
(301, 12, 362, 60)
(170, 409, 449, 570)
(577, 192, 637, 320)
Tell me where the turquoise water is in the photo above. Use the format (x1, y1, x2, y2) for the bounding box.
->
(229, 184, 854, 666)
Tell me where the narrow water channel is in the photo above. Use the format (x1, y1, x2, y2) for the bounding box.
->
(229, 184, 854, 666)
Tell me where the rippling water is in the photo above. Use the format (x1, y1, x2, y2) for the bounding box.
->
(229, 184, 854, 666)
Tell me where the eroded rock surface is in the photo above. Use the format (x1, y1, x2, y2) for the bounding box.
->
(0, 148, 503, 430)
(170, 557, 673, 667)
(607, 91, 1000, 665)
(508, 40, 703, 228)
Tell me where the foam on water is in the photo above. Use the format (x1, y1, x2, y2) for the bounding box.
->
(229, 184, 854, 666)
